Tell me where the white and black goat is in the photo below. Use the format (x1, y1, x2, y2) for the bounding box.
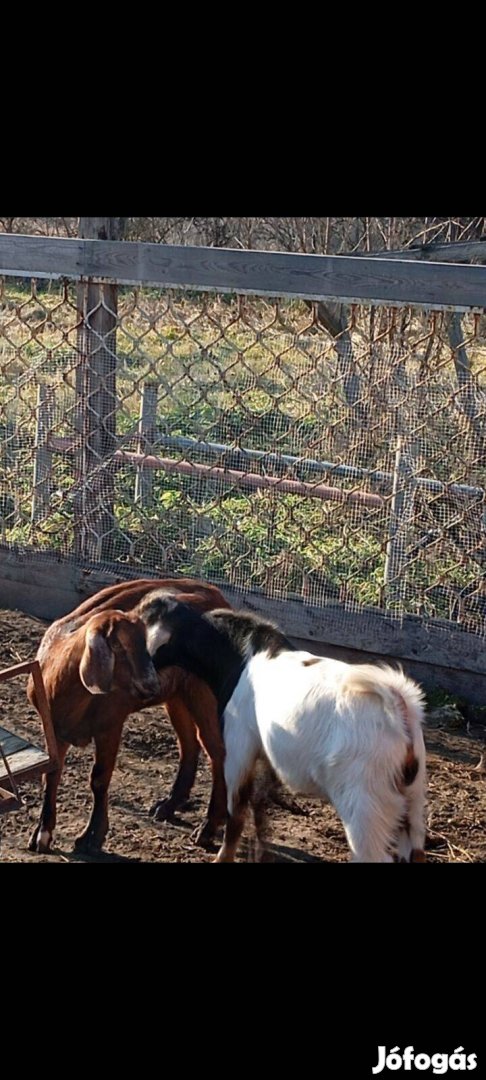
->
(139, 591, 427, 863)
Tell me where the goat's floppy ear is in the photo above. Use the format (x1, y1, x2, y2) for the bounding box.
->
(79, 628, 115, 694)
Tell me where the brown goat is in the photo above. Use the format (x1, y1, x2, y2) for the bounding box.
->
(27, 577, 231, 855)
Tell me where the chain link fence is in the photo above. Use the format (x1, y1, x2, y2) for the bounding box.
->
(1, 267, 486, 637)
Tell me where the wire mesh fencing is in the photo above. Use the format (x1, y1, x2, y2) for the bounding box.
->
(2, 272, 486, 636)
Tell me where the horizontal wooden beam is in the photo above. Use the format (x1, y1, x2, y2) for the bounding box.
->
(0, 658, 38, 681)
(1, 234, 486, 311)
(0, 656, 58, 770)
(0, 787, 21, 812)
(361, 239, 486, 263)
(286, 635, 486, 707)
(221, 584, 486, 677)
(1, 548, 486, 703)
(0, 746, 53, 786)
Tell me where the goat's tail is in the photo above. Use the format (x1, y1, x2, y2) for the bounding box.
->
(341, 664, 427, 861)
(341, 664, 424, 747)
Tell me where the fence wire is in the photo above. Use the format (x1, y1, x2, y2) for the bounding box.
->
(1, 276, 486, 635)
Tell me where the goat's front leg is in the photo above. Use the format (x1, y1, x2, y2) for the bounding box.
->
(191, 683, 227, 847)
(28, 739, 69, 854)
(74, 722, 123, 854)
(150, 696, 200, 822)
(193, 749, 227, 847)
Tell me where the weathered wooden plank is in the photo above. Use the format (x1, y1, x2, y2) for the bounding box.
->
(1, 235, 486, 311)
(288, 635, 486, 708)
(1, 762, 53, 790)
(0, 786, 20, 812)
(383, 438, 418, 606)
(221, 585, 486, 677)
(2, 550, 486, 705)
(0, 659, 57, 774)
(1, 549, 486, 680)
(0, 548, 148, 619)
(78, 219, 127, 242)
(363, 239, 486, 263)
(0, 559, 77, 621)
(32, 384, 54, 524)
(73, 219, 124, 563)
(0, 577, 74, 622)
(30, 661, 58, 766)
(0, 739, 22, 806)
(0, 659, 38, 681)
(0, 744, 50, 782)
(135, 382, 158, 506)
(0, 728, 32, 756)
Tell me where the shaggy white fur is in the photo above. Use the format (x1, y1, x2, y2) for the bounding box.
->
(220, 653, 426, 863)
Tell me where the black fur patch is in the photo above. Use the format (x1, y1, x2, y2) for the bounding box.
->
(402, 753, 419, 787)
(136, 589, 179, 627)
(208, 610, 294, 661)
(138, 595, 294, 719)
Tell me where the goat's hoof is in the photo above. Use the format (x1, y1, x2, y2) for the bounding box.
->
(150, 798, 177, 822)
(191, 822, 218, 848)
(28, 830, 39, 852)
(74, 832, 104, 854)
(271, 794, 308, 816)
(28, 827, 52, 854)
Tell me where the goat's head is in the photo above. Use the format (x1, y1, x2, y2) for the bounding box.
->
(136, 590, 191, 656)
(79, 610, 161, 699)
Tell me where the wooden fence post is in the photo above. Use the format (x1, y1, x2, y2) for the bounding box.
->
(384, 436, 417, 608)
(31, 384, 53, 523)
(135, 382, 158, 506)
(74, 218, 126, 561)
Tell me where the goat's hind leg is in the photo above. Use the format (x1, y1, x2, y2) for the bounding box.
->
(214, 714, 260, 863)
(336, 789, 404, 863)
(396, 773, 427, 863)
(215, 777, 254, 863)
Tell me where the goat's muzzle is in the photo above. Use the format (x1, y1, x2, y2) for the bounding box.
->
(132, 667, 161, 700)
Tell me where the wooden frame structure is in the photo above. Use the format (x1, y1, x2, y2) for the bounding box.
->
(0, 659, 58, 814)
(2, 231, 486, 705)
(1, 233, 486, 311)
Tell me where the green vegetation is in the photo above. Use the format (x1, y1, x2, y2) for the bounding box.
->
(1, 279, 486, 630)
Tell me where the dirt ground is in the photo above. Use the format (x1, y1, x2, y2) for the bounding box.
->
(1, 606, 485, 863)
